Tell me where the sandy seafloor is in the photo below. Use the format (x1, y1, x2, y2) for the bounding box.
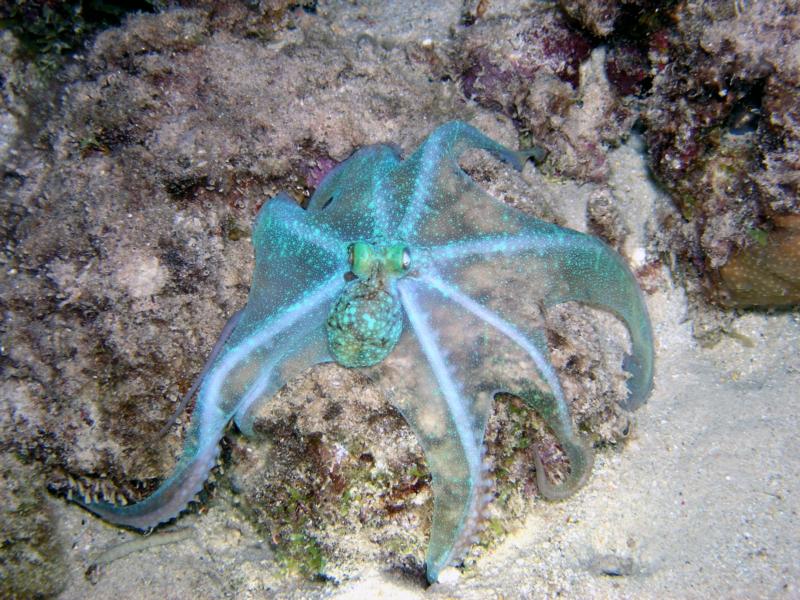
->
(49, 133, 800, 599)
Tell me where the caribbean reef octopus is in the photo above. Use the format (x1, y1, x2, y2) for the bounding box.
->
(74, 121, 654, 583)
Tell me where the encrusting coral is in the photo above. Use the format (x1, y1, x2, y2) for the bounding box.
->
(643, 0, 800, 308)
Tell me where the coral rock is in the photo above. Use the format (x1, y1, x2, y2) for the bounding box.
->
(716, 215, 800, 307)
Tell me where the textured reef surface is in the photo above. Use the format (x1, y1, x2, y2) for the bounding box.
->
(642, 1, 800, 309)
(0, 0, 796, 596)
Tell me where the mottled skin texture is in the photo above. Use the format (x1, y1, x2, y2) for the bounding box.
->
(73, 122, 654, 583)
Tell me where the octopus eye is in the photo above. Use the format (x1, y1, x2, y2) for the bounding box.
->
(401, 248, 412, 270)
(350, 241, 375, 278)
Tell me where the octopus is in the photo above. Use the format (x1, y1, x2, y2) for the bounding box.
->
(74, 121, 654, 583)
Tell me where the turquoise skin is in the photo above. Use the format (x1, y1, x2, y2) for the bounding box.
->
(75, 122, 654, 583)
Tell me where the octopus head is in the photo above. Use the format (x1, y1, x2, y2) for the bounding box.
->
(326, 241, 411, 368)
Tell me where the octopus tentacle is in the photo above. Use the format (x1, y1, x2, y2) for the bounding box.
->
(426, 230, 562, 263)
(397, 120, 537, 240)
(76, 274, 343, 530)
(417, 272, 570, 425)
(428, 230, 654, 411)
(520, 388, 595, 500)
(157, 309, 244, 438)
(306, 144, 402, 240)
(396, 279, 490, 582)
(74, 439, 221, 530)
(417, 272, 593, 501)
(531, 430, 594, 501)
(266, 192, 345, 257)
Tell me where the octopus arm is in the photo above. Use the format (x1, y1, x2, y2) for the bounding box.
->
(416, 272, 595, 499)
(76, 274, 341, 529)
(429, 228, 654, 410)
(387, 120, 653, 410)
(375, 279, 492, 583)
